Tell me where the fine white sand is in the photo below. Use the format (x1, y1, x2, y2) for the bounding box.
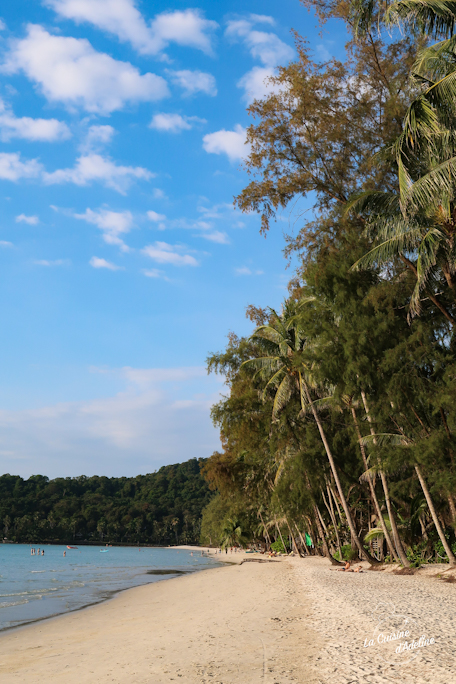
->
(1, 550, 454, 683)
(0, 551, 320, 683)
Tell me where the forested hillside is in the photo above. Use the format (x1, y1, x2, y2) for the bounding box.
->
(200, 0, 456, 566)
(1, 459, 212, 545)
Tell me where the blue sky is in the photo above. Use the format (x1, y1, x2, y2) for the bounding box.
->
(0, 1, 346, 478)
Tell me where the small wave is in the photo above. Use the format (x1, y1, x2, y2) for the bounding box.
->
(0, 598, 30, 608)
(30, 570, 46, 573)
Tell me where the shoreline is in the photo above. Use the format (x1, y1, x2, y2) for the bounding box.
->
(0, 554, 318, 684)
(0, 547, 222, 636)
(1, 553, 455, 682)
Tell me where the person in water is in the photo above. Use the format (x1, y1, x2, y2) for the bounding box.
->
(41, 549, 44, 556)
(63, 550, 66, 557)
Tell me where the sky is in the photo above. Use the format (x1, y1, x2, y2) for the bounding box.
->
(0, 0, 347, 478)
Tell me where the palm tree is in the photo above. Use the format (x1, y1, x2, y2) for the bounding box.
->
(243, 300, 380, 564)
(220, 518, 246, 549)
(348, 0, 456, 324)
(361, 431, 456, 565)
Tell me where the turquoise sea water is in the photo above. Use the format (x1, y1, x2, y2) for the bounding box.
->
(0, 545, 219, 631)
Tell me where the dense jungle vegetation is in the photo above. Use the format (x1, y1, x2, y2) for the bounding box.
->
(1, 459, 211, 545)
(199, 0, 456, 567)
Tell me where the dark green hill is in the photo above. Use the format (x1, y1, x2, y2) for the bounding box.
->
(0, 458, 212, 545)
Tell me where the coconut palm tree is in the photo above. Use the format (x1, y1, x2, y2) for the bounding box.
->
(347, 0, 456, 324)
(242, 300, 380, 564)
(220, 518, 247, 549)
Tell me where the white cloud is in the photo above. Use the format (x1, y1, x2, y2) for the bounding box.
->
(80, 124, 115, 153)
(0, 365, 220, 477)
(0, 240, 13, 247)
(152, 188, 166, 200)
(16, 214, 39, 225)
(142, 268, 170, 281)
(0, 20, 6, 31)
(2, 24, 169, 114)
(34, 259, 68, 266)
(75, 208, 134, 252)
(46, 2, 218, 56)
(225, 19, 293, 67)
(149, 113, 206, 133)
(147, 210, 166, 222)
(238, 65, 280, 103)
(197, 230, 229, 244)
(142, 241, 198, 266)
(0, 152, 43, 181)
(43, 153, 153, 193)
(149, 113, 190, 132)
(235, 266, 264, 275)
(0, 98, 71, 142)
(168, 70, 217, 97)
(89, 256, 123, 270)
(226, 16, 293, 103)
(202, 124, 250, 162)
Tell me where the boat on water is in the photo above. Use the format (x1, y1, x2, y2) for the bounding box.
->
(66, 545, 78, 549)
(100, 549, 109, 553)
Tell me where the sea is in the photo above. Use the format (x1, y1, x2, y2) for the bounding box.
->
(0, 544, 220, 632)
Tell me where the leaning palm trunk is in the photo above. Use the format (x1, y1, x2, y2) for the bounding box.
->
(295, 523, 309, 556)
(360, 390, 411, 567)
(258, 508, 271, 550)
(275, 519, 288, 554)
(313, 504, 342, 564)
(322, 485, 343, 562)
(415, 465, 456, 566)
(284, 516, 299, 555)
(351, 406, 399, 562)
(303, 381, 379, 565)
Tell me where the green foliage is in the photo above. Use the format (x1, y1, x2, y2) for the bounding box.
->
(270, 539, 289, 553)
(0, 459, 212, 545)
(334, 544, 358, 561)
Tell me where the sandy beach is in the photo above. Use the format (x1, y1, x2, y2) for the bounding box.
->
(0, 550, 454, 683)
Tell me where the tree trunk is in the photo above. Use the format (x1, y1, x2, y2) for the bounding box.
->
(322, 484, 343, 562)
(295, 524, 309, 556)
(275, 519, 288, 554)
(258, 509, 271, 550)
(351, 406, 398, 563)
(448, 494, 456, 523)
(303, 382, 379, 565)
(360, 390, 411, 567)
(284, 517, 299, 555)
(313, 505, 342, 565)
(415, 464, 456, 565)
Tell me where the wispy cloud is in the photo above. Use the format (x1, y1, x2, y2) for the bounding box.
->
(149, 113, 206, 133)
(74, 208, 134, 252)
(34, 259, 69, 266)
(142, 241, 198, 266)
(168, 70, 217, 97)
(225, 15, 293, 103)
(235, 266, 264, 275)
(45, 2, 218, 56)
(89, 256, 124, 270)
(0, 365, 221, 477)
(16, 213, 39, 225)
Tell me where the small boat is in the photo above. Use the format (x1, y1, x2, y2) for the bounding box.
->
(67, 545, 78, 549)
(100, 549, 109, 553)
